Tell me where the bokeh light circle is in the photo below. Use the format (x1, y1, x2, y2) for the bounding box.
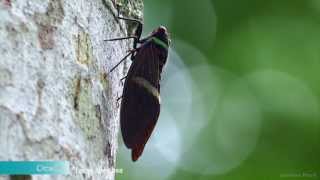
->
(168, 40, 263, 175)
(244, 70, 320, 121)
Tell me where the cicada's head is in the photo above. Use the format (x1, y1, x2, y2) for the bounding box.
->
(151, 26, 171, 46)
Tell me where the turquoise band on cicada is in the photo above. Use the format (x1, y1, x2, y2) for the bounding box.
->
(152, 37, 168, 49)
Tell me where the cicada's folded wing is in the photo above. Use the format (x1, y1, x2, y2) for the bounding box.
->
(120, 41, 163, 161)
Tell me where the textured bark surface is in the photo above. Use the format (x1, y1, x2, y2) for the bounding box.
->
(0, 0, 142, 179)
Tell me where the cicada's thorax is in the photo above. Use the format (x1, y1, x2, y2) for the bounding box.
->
(148, 38, 168, 83)
(150, 26, 170, 72)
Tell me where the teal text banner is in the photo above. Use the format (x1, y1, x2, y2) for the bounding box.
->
(0, 161, 69, 175)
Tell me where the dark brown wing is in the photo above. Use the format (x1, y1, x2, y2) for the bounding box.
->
(120, 41, 163, 161)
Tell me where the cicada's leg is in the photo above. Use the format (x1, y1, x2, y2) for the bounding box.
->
(120, 76, 127, 81)
(105, 0, 143, 73)
(110, 0, 143, 49)
(116, 94, 122, 108)
(109, 50, 132, 73)
(104, 36, 138, 42)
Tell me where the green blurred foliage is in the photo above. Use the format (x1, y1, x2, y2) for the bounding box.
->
(117, 0, 320, 179)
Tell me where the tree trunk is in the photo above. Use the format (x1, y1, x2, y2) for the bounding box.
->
(0, 0, 142, 179)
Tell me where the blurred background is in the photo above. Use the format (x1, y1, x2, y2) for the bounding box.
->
(117, 0, 320, 179)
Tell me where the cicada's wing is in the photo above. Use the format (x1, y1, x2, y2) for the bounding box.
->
(120, 40, 166, 161)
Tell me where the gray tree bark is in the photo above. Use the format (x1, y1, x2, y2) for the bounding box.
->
(0, 0, 142, 179)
